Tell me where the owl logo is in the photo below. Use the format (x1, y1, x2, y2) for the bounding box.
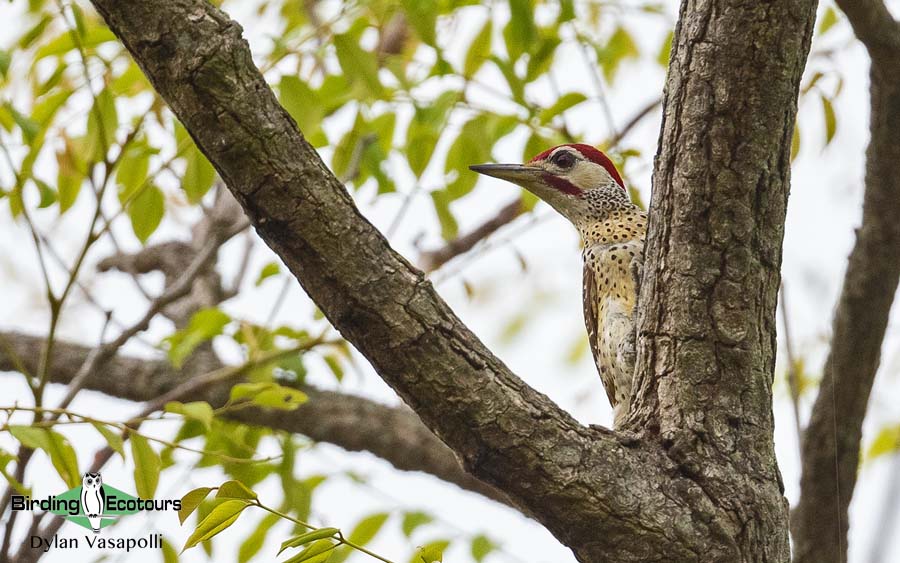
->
(80, 472, 105, 533)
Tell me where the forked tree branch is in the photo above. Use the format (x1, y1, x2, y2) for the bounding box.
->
(70, 0, 817, 560)
(792, 3, 900, 562)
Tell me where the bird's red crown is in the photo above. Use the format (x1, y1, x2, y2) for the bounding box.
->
(529, 143, 625, 189)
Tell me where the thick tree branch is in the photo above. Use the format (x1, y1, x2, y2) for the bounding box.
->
(0, 330, 510, 506)
(792, 4, 900, 562)
(632, 0, 817, 560)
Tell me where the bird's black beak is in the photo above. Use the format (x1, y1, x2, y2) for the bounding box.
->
(469, 163, 543, 184)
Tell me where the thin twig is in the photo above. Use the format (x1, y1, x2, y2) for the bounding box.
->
(419, 199, 524, 272)
(779, 283, 803, 443)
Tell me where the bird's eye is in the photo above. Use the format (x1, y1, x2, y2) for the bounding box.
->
(551, 151, 576, 169)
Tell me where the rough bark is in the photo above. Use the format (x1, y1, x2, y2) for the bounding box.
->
(792, 3, 900, 562)
(631, 0, 818, 560)
(81, 0, 817, 559)
(0, 331, 510, 506)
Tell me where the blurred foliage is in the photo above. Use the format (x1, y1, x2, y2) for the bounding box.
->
(0, 0, 859, 561)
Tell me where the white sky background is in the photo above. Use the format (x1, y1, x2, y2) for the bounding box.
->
(1, 0, 900, 562)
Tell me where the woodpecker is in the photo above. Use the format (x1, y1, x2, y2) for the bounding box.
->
(470, 144, 646, 427)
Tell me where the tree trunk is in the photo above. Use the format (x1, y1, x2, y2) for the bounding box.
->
(631, 0, 817, 560)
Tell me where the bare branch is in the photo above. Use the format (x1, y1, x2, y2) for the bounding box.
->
(834, 0, 900, 57)
(0, 330, 510, 507)
(418, 198, 524, 272)
(792, 5, 900, 562)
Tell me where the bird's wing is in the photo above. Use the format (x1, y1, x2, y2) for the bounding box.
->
(583, 262, 617, 408)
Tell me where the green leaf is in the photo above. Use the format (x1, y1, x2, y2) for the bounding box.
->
(7, 186, 23, 217)
(500, 310, 530, 343)
(401, 0, 437, 46)
(791, 122, 801, 162)
(91, 422, 125, 459)
(71, 3, 87, 38)
(525, 35, 561, 82)
(564, 333, 590, 365)
(331, 513, 389, 562)
(464, 19, 492, 77)
(181, 499, 250, 552)
(491, 56, 525, 106)
(111, 61, 152, 97)
(447, 113, 515, 202)
(405, 91, 458, 177)
(558, 0, 576, 23)
(8, 104, 39, 144)
(818, 6, 839, 35)
(333, 33, 383, 98)
(596, 26, 639, 83)
(35, 63, 66, 97)
(411, 540, 449, 563)
(657, 30, 673, 67)
(215, 480, 258, 501)
(291, 475, 326, 522)
(255, 262, 280, 286)
(802, 71, 824, 95)
(523, 131, 553, 163)
(128, 184, 164, 243)
(401, 511, 433, 537)
(8, 426, 79, 488)
(165, 401, 215, 431)
(323, 355, 344, 382)
(371, 112, 396, 153)
(86, 88, 118, 162)
(866, 425, 900, 462)
(18, 15, 53, 50)
(279, 528, 340, 555)
(183, 146, 216, 203)
(470, 534, 498, 562)
(444, 120, 486, 200)
(406, 128, 439, 178)
(230, 382, 308, 411)
(539, 92, 587, 125)
(279, 76, 325, 145)
(0, 50, 10, 79)
(162, 536, 179, 563)
(238, 512, 280, 563)
(34, 25, 116, 61)
(131, 433, 161, 498)
(504, 0, 536, 60)
(34, 179, 56, 208)
(282, 539, 336, 563)
(57, 140, 84, 213)
(116, 138, 154, 202)
(821, 95, 836, 146)
(316, 74, 356, 116)
(430, 190, 458, 240)
(162, 307, 231, 368)
(179, 487, 213, 524)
